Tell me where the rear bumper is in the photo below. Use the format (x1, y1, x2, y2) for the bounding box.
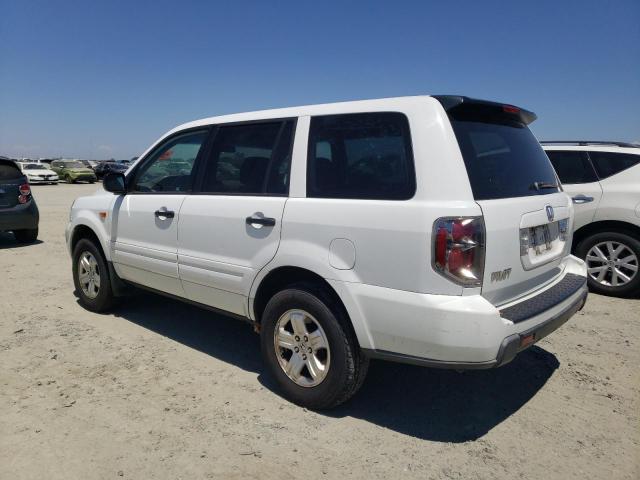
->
(335, 255, 588, 368)
(0, 200, 39, 231)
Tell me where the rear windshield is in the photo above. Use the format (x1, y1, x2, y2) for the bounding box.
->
(0, 161, 23, 180)
(450, 120, 560, 200)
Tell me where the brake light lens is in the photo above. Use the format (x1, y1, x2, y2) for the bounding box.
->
(433, 217, 485, 286)
(19, 184, 31, 196)
(18, 184, 31, 204)
(503, 105, 520, 114)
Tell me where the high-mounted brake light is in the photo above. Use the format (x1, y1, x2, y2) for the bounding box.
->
(433, 217, 485, 287)
(503, 105, 520, 114)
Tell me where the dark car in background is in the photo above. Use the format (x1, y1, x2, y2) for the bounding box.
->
(94, 161, 128, 180)
(0, 159, 39, 243)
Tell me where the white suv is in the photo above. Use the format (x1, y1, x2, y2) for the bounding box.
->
(66, 96, 587, 408)
(543, 142, 640, 297)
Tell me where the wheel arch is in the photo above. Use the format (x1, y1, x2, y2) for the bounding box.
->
(69, 222, 109, 260)
(573, 220, 640, 253)
(251, 265, 369, 349)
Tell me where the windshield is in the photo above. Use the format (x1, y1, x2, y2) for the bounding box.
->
(64, 161, 85, 168)
(450, 120, 560, 200)
(24, 164, 47, 170)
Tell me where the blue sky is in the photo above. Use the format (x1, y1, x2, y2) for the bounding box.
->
(1, 0, 638, 159)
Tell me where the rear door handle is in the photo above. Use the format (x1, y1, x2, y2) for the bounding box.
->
(246, 215, 276, 227)
(155, 209, 175, 219)
(572, 195, 594, 204)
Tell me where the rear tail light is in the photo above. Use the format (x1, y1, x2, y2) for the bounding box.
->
(18, 183, 31, 204)
(433, 217, 485, 286)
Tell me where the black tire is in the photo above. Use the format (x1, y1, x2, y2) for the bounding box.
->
(13, 228, 38, 243)
(72, 238, 117, 312)
(260, 284, 369, 409)
(575, 231, 640, 297)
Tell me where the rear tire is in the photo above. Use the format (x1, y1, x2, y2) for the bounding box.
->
(260, 284, 368, 409)
(575, 231, 640, 297)
(72, 238, 117, 312)
(13, 228, 38, 243)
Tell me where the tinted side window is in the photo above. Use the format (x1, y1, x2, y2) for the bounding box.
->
(307, 112, 415, 200)
(133, 131, 207, 192)
(589, 151, 640, 179)
(546, 150, 598, 184)
(201, 120, 294, 195)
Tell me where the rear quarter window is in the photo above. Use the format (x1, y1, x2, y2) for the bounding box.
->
(307, 112, 415, 200)
(588, 151, 640, 179)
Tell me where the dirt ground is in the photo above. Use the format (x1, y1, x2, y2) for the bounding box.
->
(1, 183, 638, 479)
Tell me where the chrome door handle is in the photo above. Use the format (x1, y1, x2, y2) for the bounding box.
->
(246, 216, 276, 227)
(572, 195, 594, 204)
(154, 209, 175, 219)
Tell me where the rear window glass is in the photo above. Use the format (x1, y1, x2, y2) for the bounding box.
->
(450, 120, 560, 200)
(546, 150, 599, 184)
(307, 112, 415, 200)
(588, 151, 640, 179)
(0, 161, 23, 180)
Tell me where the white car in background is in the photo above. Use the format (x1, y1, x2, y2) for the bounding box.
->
(543, 141, 640, 297)
(18, 162, 59, 184)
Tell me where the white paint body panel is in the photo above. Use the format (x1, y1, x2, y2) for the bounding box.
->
(65, 96, 588, 366)
(112, 194, 186, 296)
(543, 145, 640, 229)
(177, 195, 287, 316)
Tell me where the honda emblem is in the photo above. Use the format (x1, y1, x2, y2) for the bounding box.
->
(546, 205, 554, 222)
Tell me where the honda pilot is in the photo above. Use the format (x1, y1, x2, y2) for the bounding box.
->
(65, 96, 588, 408)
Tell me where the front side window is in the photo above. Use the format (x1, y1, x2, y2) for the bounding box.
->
(201, 120, 295, 195)
(133, 131, 207, 192)
(307, 112, 415, 200)
(588, 151, 640, 179)
(546, 150, 598, 184)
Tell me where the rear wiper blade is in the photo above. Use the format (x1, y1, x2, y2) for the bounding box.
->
(530, 181, 559, 191)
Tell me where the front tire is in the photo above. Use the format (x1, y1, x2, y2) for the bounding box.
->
(260, 285, 368, 409)
(576, 231, 640, 297)
(13, 228, 38, 243)
(72, 238, 117, 312)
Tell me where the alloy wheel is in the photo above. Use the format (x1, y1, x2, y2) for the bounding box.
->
(77, 251, 101, 299)
(586, 241, 638, 287)
(273, 309, 331, 387)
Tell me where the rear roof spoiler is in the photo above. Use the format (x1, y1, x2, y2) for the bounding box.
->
(433, 95, 537, 125)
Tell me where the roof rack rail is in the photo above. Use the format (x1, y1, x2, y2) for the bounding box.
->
(540, 140, 640, 148)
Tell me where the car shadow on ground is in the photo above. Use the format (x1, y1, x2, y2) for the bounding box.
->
(0, 232, 43, 249)
(104, 291, 559, 443)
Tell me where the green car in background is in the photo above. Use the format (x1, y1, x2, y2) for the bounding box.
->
(50, 160, 97, 184)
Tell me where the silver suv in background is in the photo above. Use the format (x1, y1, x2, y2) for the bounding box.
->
(543, 141, 640, 297)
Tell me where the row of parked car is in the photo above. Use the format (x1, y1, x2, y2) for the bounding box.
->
(11, 159, 133, 185)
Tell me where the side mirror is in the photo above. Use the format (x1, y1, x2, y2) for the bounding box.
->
(103, 172, 127, 194)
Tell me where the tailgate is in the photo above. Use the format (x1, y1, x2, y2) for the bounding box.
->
(478, 193, 571, 305)
(436, 96, 572, 306)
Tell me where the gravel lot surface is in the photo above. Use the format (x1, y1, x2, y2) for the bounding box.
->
(1, 183, 638, 479)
